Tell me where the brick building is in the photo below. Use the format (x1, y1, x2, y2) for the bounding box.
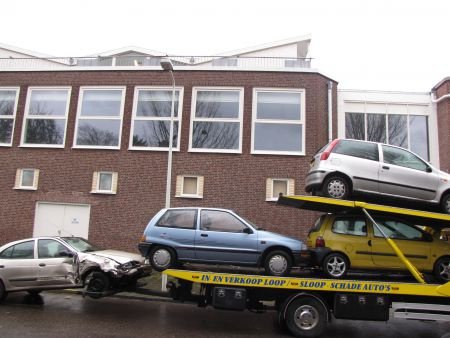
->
(0, 36, 339, 252)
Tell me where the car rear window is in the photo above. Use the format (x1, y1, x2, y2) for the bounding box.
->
(309, 215, 327, 233)
(156, 209, 197, 229)
(333, 140, 379, 161)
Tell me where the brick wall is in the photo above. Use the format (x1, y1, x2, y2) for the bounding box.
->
(0, 70, 338, 252)
(435, 79, 450, 172)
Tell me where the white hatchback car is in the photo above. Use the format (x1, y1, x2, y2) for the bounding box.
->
(306, 139, 450, 213)
(0, 237, 149, 302)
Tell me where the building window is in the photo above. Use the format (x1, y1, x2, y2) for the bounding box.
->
(130, 87, 183, 150)
(190, 88, 243, 153)
(0, 88, 19, 146)
(345, 112, 429, 160)
(91, 171, 118, 194)
(266, 178, 294, 201)
(252, 89, 305, 155)
(74, 87, 125, 149)
(21, 88, 71, 147)
(14, 169, 39, 190)
(176, 175, 204, 198)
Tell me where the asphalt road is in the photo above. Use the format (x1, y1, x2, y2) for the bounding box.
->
(0, 291, 449, 338)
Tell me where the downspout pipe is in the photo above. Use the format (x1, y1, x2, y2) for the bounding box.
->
(431, 92, 450, 103)
(328, 81, 333, 142)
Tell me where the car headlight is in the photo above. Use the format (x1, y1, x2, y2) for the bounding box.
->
(300, 243, 308, 251)
(118, 261, 137, 270)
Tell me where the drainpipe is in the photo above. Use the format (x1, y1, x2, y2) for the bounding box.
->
(431, 92, 450, 103)
(328, 81, 333, 142)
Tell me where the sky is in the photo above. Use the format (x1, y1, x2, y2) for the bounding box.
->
(1, 0, 449, 91)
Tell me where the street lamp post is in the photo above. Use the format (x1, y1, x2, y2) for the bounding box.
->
(160, 58, 175, 209)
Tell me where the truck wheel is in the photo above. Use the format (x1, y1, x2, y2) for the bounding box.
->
(264, 250, 292, 276)
(434, 257, 450, 283)
(323, 253, 348, 278)
(322, 175, 349, 199)
(285, 297, 327, 337)
(441, 194, 450, 214)
(85, 271, 110, 299)
(149, 246, 175, 271)
(0, 280, 6, 303)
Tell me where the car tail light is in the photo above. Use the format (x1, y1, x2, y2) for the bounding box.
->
(320, 139, 340, 161)
(315, 236, 325, 248)
(140, 234, 146, 242)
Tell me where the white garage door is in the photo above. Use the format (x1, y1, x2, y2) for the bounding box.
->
(34, 202, 91, 238)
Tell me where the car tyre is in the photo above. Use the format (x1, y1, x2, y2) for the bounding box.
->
(264, 250, 292, 276)
(85, 271, 110, 299)
(433, 256, 450, 283)
(149, 246, 176, 272)
(0, 280, 6, 303)
(322, 175, 350, 199)
(323, 253, 349, 278)
(440, 194, 450, 214)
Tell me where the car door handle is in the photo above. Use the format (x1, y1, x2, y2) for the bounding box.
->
(0, 265, 4, 268)
(368, 240, 372, 246)
(200, 234, 208, 237)
(160, 233, 168, 238)
(382, 166, 390, 170)
(39, 263, 46, 267)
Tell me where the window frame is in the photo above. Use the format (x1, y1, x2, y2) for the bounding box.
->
(14, 168, 39, 190)
(91, 171, 118, 195)
(20, 86, 71, 148)
(73, 86, 126, 150)
(129, 86, 184, 151)
(252, 88, 306, 156)
(189, 87, 244, 154)
(176, 175, 204, 199)
(0, 87, 20, 147)
(266, 178, 295, 201)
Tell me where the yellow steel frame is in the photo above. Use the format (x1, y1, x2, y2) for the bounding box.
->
(165, 269, 450, 298)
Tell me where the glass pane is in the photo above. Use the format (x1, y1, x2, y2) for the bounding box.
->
(10, 241, 34, 259)
(156, 209, 196, 229)
(21, 169, 35, 187)
(76, 120, 120, 146)
(0, 119, 13, 143)
(81, 90, 122, 117)
(333, 140, 379, 161)
(0, 90, 17, 116)
(38, 239, 68, 258)
(367, 114, 386, 143)
(272, 180, 287, 198)
(409, 115, 429, 161)
(132, 120, 178, 148)
(136, 90, 179, 117)
(254, 123, 302, 152)
(382, 145, 428, 171)
(192, 121, 239, 150)
(388, 115, 407, 147)
(99, 173, 112, 191)
(24, 119, 66, 145)
(200, 210, 246, 232)
(183, 177, 198, 195)
(345, 113, 365, 140)
(257, 92, 301, 120)
(29, 90, 68, 116)
(195, 91, 240, 118)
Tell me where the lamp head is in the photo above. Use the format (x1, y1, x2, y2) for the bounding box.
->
(160, 58, 174, 71)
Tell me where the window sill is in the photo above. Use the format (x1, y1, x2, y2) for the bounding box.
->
(90, 191, 117, 195)
(176, 195, 203, 199)
(14, 187, 37, 191)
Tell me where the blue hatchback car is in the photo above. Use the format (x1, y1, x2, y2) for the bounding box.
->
(138, 207, 309, 276)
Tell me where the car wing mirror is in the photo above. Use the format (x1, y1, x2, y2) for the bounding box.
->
(426, 166, 432, 173)
(59, 251, 74, 258)
(243, 227, 253, 234)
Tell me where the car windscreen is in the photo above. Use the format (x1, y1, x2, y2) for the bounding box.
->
(62, 237, 101, 252)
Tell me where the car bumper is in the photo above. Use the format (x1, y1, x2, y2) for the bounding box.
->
(305, 170, 328, 192)
(292, 250, 312, 267)
(138, 242, 152, 257)
(308, 247, 332, 266)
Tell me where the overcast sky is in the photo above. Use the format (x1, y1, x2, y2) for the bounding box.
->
(1, 0, 449, 91)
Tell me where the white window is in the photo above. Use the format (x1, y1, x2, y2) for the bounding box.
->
(252, 88, 305, 155)
(176, 175, 204, 198)
(74, 87, 125, 149)
(14, 169, 39, 190)
(130, 87, 183, 150)
(266, 178, 294, 201)
(91, 171, 118, 194)
(21, 87, 71, 147)
(0, 87, 19, 146)
(190, 87, 243, 153)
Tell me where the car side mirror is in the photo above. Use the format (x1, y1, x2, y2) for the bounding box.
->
(59, 251, 74, 258)
(243, 227, 253, 234)
(426, 166, 432, 173)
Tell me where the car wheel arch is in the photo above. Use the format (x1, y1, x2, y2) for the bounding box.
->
(323, 172, 353, 191)
(433, 255, 450, 282)
(439, 191, 450, 213)
(259, 246, 294, 266)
